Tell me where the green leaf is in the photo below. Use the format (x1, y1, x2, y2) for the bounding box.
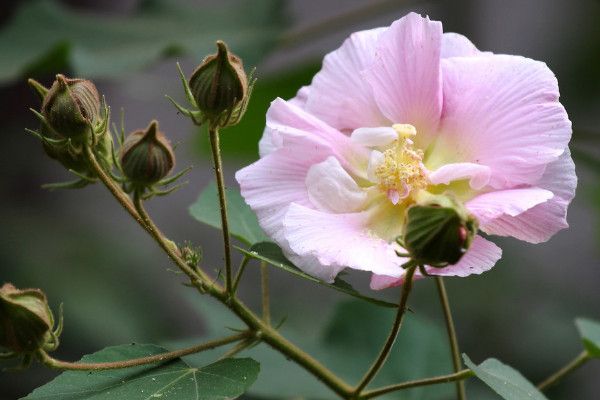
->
(463, 355, 548, 400)
(24, 344, 259, 400)
(575, 318, 600, 357)
(238, 242, 397, 308)
(0, 0, 284, 82)
(190, 182, 268, 245)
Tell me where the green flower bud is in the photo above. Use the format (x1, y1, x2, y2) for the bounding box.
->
(0, 283, 55, 353)
(189, 41, 248, 125)
(120, 121, 175, 187)
(402, 193, 478, 267)
(41, 74, 100, 140)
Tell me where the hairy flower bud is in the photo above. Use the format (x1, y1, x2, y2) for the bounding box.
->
(41, 74, 100, 140)
(402, 193, 478, 267)
(189, 41, 248, 125)
(0, 283, 55, 353)
(120, 120, 175, 187)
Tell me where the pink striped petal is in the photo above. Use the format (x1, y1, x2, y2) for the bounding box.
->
(428, 162, 491, 190)
(482, 150, 577, 243)
(365, 13, 443, 146)
(304, 28, 389, 131)
(441, 32, 487, 58)
(435, 55, 571, 188)
(283, 204, 403, 278)
(466, 188, 553, 225)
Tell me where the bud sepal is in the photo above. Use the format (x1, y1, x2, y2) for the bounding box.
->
(167, 40, 255, 129)
(0, 283, 63, 369)
(399, 192, 478, 269)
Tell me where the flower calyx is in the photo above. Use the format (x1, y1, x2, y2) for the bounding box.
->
(0, 283, 63, 369)
(118, 120, 190, 199)
(167, 40, 255, 129)
(399, 192, 478, 268)
(26, 75, 113, 190)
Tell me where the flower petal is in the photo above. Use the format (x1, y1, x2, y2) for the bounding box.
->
(432, 55, 571, 188)
(306, 156, 367, 213)
(428, 162, 491, 190)
(466, 188, 553, 225)
(365, 13, 443, 145)
(482, 149, 577, 243)
(304, 27, 389, 131)
(441, 32, 485, 58)
(369, 235, 502, 289)
(351, 126, 397, 148)
(283, 204, 403, 278)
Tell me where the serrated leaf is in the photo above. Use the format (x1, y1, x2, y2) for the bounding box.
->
(0, 0, 283, 82)
(190, 182, 268, 245)
(237, 242, 397, 308)
(463, 355, 548, 400)
(575, 317, 600, 357)
(23, 344, 259, 400)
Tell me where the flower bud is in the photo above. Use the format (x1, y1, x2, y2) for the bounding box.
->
(41, 74, 100, 140)
(402, 193, 478, 267)
(189, 41, 248, 125)
(0, 283, 55, 353)
(120, 121, 175, 187)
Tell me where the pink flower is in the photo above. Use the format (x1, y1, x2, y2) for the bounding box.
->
(236, 13, 576, 289)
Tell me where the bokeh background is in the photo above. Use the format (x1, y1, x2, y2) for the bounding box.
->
(1, 0, 599, 399)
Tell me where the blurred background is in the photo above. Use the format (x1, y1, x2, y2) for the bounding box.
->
(0, 0, 599, 399)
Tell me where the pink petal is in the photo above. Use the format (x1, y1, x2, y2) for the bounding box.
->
(306, 156, 367, 213)
(441, 32, 486, 58)
(428, 162, 491, 190)
(364, 13, 443, 145)
(304, 27, 389, 131)
(288, 85, 311, 108)
(283, 204, 403, 278)
(350, 126, 397, 148)
(482, 150, 577, 243)
(435, 55, 571, 188)
(369, 235, 502, 289)
(466, 188, 553, 225)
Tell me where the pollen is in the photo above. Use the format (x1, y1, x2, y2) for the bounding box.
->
(375, 124, 428, 203)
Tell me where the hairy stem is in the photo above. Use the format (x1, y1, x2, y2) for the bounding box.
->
(434, 276, 466, 400)
(208, 127, 233, 294)
(260, 261, 271, 325)
(232, 255, 250, 294)
(38, 333, 249, 371)
(361, 369, 475, 399)
(537, 351, 590, 391)
(354, 266, 417, 395)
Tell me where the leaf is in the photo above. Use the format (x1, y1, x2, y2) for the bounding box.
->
(23, 344, 259, 400)
(190, 182, 268, 245)
(0, 0, 284, 82)
(463, 355, 548, 400)
(238, 242, 397, 308)
(575, 318, 600, 357)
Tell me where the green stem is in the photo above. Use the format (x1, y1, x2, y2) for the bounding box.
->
(38, 333, 249, 371)
(361, 369, 475, 399)
(232, 255, 250, 294)
(434, 276, 466, 400)
(353, 266, 417, 396)
(260, 261, 271, 326)
(208, 126, 233, 294)
(537, 351, 590, 391)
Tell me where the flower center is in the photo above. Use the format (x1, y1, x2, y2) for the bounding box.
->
(374, 124, 428, 204)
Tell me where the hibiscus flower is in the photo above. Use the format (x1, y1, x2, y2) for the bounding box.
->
(236, 12, 576, 289)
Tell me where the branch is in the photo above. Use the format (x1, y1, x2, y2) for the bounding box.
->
(38, 332, 250, 371)
(537, 350, 590, 391)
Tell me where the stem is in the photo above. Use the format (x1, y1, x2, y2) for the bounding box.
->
(361, 369, 475, 399)
(354, 266, 417, 395)
(434, 276, 466, 400)
(537, 351, 590, 391)
(38, 333, 249, 371)
(232, 255, 250, 294)
(260, 261, 271, 325)
(83, 143, 147, 233)
(208, 126, 233, 294)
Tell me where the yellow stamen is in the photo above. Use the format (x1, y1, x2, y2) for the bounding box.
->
(375, 124, 428, 201)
